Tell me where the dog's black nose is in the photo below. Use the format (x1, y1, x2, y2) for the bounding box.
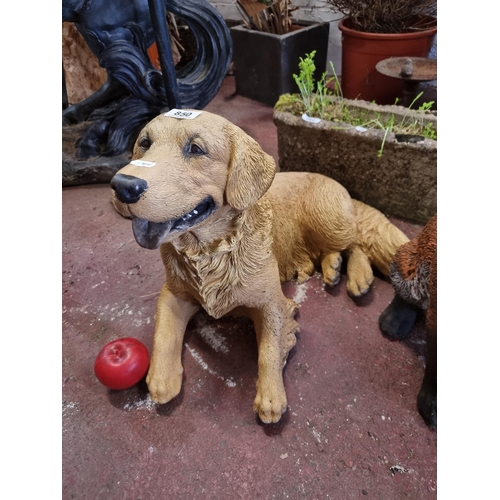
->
(111, 174, 148, 204)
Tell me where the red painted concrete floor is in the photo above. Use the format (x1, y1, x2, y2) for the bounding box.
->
(62, 76, 436, 499)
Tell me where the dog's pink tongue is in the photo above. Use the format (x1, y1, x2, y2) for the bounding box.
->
(132, 218, 174, 250)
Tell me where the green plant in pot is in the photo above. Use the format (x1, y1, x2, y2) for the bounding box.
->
(326, 0, 437, 104)
(230, 0, 330, 106)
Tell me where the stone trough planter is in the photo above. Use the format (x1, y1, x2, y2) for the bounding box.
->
(273, 99, 437, 223)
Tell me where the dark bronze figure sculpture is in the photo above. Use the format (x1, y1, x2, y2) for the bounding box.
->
(62, 0, 232, 185)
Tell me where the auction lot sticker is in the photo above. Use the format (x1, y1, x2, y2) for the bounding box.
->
(165, 109, 202, 120)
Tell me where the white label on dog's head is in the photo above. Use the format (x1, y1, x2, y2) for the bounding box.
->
(164, 109, 202, 120)
(131, 160, 156, 167)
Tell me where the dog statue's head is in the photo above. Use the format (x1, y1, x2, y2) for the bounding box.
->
(111, 110, 276, 249)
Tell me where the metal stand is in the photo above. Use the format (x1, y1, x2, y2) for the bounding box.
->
(376, 57, 437, 107)
(147, 0, 180, 108)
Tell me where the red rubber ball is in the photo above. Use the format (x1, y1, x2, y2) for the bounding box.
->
(94, 337, 150, 390)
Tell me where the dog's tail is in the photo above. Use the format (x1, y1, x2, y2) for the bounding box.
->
(352, 200, 410, 276)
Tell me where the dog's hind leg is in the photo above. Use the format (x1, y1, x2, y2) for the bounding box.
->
(250, 298, 299, 423)
(146, 285, 200, 404)
(351, 200, 409, 276)
(343, 200, 410, 296)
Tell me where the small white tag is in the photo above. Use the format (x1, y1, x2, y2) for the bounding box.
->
(164, 109, 202, 120)
(355, 126, 367, 132)
(301, 113, 321, 124)
(131, 160, 156, 167)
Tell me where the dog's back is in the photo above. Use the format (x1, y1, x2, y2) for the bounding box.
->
(264, 172, 409, 294)
(265, 172, 357, 283)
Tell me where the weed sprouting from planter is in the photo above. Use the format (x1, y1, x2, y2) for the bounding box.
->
(327, 61, 342, 99)
(313, 61, 343, 119)
(376, 114, 395, 157)
(292, 51, 317, 115)
(398, 93, 437, 140)
(293, 53, 341, 118)
(285, 51, 436, 155)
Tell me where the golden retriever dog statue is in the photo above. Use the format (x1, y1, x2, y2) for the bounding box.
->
(110, 109, 409, 423)
(379, 215, 437, 427)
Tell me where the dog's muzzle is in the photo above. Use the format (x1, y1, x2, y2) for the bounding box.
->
(110, 173, 218, 249)
(111, 174, 148, 204)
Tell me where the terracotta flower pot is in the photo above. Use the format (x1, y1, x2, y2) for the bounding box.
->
(339, 18, 437, 104)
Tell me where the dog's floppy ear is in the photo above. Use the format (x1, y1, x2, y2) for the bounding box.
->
(224, 125, 276, 211)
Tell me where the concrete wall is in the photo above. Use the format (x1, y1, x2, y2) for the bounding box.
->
(209, 1, 344, 73)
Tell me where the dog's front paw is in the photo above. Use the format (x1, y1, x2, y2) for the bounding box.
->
(146, 366, 183, 404)
(253, 381, 287, 424)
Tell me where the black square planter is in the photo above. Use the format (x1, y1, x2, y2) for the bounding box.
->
(230, 22, 330, 107)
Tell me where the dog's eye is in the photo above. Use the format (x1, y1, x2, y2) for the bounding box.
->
(139, 137, 151, 150)
(188, 143, 205, 155)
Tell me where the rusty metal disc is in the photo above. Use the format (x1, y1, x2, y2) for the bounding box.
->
(376, 57, 437, 82)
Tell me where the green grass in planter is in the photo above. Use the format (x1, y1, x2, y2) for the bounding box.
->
(275, 93, 437, 142)
(282, 51, 437, 145)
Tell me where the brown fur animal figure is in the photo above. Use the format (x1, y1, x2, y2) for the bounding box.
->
(110, 109, 409, 423)
(379, 215, 437, 427)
